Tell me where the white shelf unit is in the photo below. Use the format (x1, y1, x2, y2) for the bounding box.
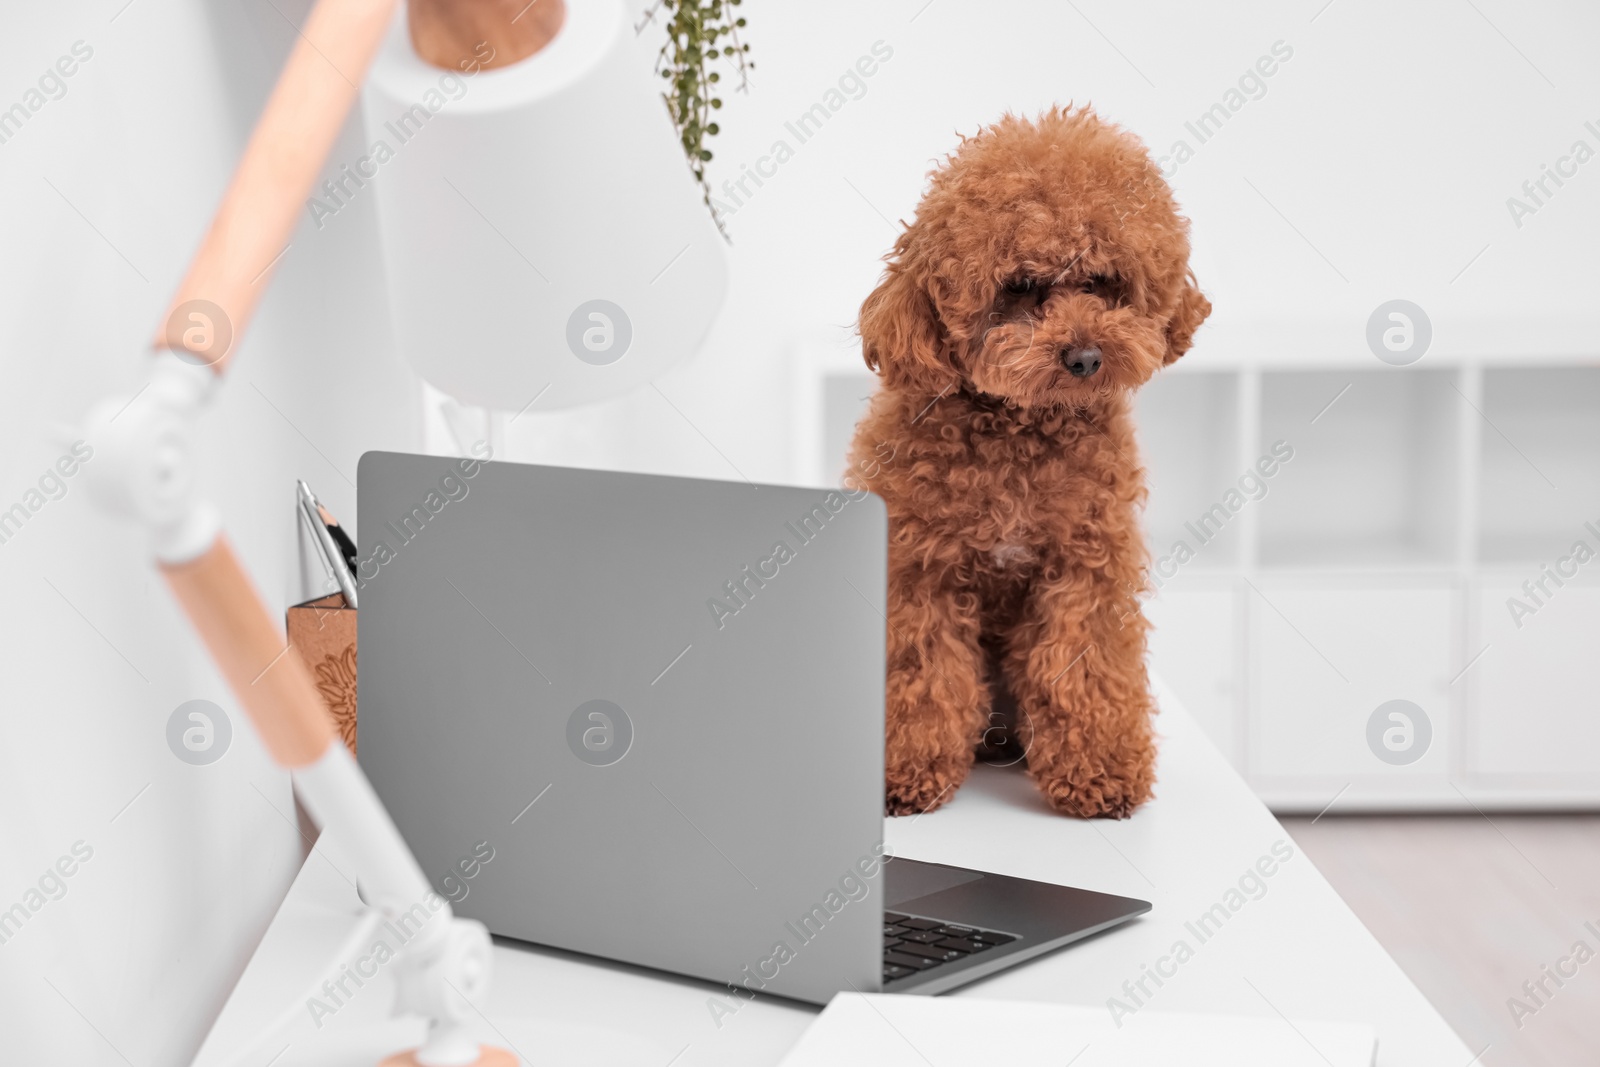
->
(796, 345, 1600, 812)
(1140, 361, 1600, 812)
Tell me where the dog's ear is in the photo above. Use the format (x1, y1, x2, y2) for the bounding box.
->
(859, 259, 949, 389)
(1163, 270, 1211, 365)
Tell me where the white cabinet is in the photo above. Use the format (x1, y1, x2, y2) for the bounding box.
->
(1248, 581, 1455, 784)
(1135, 361, 1600, 811)
(1145, 582, 1238, 764)
(1470, 581, 1600, 779)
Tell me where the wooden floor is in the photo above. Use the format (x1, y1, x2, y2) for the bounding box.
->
(1283, 815, 1600, 1067)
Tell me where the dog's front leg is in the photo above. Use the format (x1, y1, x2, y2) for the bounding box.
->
(1004, 558, 1156, 818)
(882, 561, 989, 815)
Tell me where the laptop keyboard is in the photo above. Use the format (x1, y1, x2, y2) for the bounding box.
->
(883, 911, 1017, 983)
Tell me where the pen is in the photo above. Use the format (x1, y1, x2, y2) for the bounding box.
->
(297, 479, 359, 609)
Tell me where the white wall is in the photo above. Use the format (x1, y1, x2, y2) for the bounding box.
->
(512, 0, 1600, 478)
(0, 2, 414, 1063)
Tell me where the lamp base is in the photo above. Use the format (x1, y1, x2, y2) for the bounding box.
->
(379, 1049, 518, 1067)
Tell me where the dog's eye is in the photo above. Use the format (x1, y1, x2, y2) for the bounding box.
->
(1003, 278, 1036, 296)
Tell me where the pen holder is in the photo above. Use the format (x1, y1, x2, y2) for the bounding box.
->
(286, 592, 358, 753)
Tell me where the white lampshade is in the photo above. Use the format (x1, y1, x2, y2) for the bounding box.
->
(362, 0, 728, 412)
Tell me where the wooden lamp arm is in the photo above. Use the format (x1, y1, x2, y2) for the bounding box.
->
(162, 538, 334, 766)
(153, 0, 398, 372)
(108, 0, 568, 1061)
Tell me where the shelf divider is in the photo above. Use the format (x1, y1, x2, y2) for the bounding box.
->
(1237, 368, 1262, 572)
(1456, 363, 1483, 571)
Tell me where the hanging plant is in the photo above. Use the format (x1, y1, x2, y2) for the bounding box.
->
(636, 0, 754, 240)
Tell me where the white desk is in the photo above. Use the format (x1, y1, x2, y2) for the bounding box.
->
(195, 682, 1474, 1067)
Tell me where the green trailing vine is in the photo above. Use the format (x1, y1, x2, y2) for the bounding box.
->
(636, 0, 753, 239)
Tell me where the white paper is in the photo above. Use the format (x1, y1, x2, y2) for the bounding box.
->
(779, 993, 1377, 1067)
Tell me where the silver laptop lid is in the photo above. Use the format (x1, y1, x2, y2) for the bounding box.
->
(356, 452, 887, 1004)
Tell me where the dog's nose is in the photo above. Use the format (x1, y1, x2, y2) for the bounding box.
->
(1062, 346, 1102, 378)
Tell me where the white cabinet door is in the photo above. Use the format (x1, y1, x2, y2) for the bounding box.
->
(1249, 582, 1455, 780)
(1470, 583, 1600, 777)
(1145, 582, 1238, 766)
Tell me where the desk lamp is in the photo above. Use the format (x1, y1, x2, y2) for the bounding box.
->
(80, 0, 725, 1063)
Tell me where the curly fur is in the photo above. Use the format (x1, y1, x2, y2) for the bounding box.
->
(847, 107, 1210, 819)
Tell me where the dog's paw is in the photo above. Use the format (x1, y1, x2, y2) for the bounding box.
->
(884, 760, 970, 816)
(1034, 762, 1153, 820)
(885, 788, 946, 817)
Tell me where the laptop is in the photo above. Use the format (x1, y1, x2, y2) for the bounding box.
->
(356, 451, 1149, 1004)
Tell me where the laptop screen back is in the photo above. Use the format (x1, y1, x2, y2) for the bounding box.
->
(357, 452, 887, 1004)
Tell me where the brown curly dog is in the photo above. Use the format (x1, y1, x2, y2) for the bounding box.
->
(847, 106, 1210, 819)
